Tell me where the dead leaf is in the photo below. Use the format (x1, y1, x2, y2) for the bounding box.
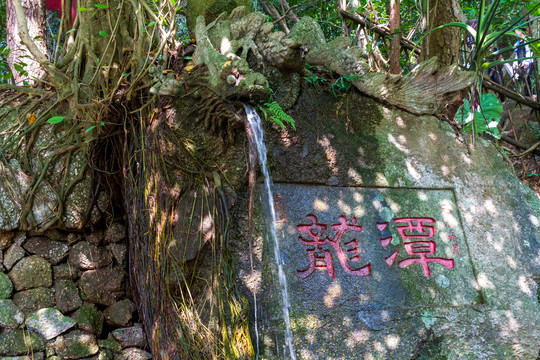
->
(28, 113, 37, 124)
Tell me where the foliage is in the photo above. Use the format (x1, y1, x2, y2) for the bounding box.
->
(415, 0, 540, 72)
(456, 93, 503, 138)
(259, 101, 296, 130)
(0, 46, 12, 83)
(330, 74, 362, 97)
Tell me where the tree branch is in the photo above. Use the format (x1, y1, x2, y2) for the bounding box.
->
(481, 76, 540, 112)
(0, 83, 46, 95)
(281, 0, 299, 23)
(12, 0, 54, 71)
(500, 135, 540, 156)
(337, 8, 421, 55)
(261, 0, 290, 34)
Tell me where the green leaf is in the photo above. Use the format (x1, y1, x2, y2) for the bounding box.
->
(456, 99, 473, 125)
(94, 4, 109, 9)
(477, 93, 503, 121)
(85, 125, 97, 133)
(78, 7, 88, 11)
(33, 35, 42, 40)
(66, 29, 76, 34)
(47, 116, 65, 124)
(99, 31, 108, 37)
(147, 21, 156, 27)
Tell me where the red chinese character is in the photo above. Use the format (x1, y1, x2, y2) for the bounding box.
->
(297, 215, 371, 279)
(393, 217, 436, 240)
(398, 241, 454, 277)
(376, 222, 399, 266)
(451, 243, 460, 255)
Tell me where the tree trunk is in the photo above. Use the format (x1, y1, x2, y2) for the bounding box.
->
(389, 0, 401, 74)
(426, 0, 462, 65)
(6, 0, 48, 85)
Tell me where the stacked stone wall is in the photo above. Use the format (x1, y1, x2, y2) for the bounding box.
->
(0, 224, 149, 360)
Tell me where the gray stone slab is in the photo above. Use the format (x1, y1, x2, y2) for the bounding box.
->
(255, 184, 491, 359)
(272, 184, 481, 310)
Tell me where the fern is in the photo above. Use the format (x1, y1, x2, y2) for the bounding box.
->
(259, 101, 296, 130)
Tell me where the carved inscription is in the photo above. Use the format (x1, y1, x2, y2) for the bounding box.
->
(297, 215, 455, 278)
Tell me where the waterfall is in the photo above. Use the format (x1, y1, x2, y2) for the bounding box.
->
(244, 104, 296, 360)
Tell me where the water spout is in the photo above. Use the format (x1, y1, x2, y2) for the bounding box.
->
(244, 104, 296, 360)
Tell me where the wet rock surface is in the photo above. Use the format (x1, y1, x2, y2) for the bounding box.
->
(0, 224, 147, 359)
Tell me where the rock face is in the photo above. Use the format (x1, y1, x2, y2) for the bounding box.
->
(103, 299, 134, 327)
(54, 280, 81, 313)
(0, 330, 46, 355)
(23, 237, 68, 265)
(0, 300, 24, 328)
(233, 88, 540, 359)
(79, 268, 125, 306)
(12, 287, 55, 314)
(8, 256, 52, 291)
(68, 241, 113, 270)
(25, 308, 76, 340)
(75, 304, 104, 336)
(0, 272, 13, 299)
(111, 324, 146, 348)
(53, 330, 99, 359)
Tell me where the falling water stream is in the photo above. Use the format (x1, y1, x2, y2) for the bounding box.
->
(244, 105, 296, 360)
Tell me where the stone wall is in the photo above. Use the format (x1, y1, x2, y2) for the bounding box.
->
(0, 224, 150, 360)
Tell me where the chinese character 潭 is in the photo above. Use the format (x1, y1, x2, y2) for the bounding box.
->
(394, 217, 454, 277)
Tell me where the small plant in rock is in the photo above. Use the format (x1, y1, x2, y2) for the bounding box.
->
(455, 93, 503, 138)
(259, 101, 296, 130)
(330, 74, 362, 97)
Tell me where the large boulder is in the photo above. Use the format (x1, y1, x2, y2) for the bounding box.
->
(232, 88, 540, 359)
